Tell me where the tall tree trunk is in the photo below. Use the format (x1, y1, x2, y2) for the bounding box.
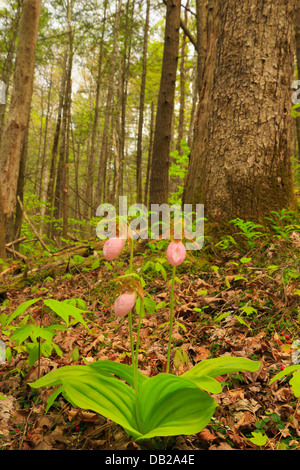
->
(45, 41, 69, 236)
(144, 100, 154, 208)
(149, 0, 181, 206)
(294, 0, 300, 164)
(136, 0, 150, 203)
(0, 0, 22, 142)
(0, 185, 6, 262)
(39, 68, 53, 235)
(86, 0, 108, 218)
(119, 0, 135, 201)
(183, 0, 296, 224)
(195, 0, 207, 95)
(13, 122, 28, 243)
(53, 0, 74, 239)
(96, 0, 122, 205)
(0, 0, 42, 241)
(176, 15, 187, 152)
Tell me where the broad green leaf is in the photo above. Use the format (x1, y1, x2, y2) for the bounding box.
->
(135, 374, 217, 439)
(30, 361, 148, 390)
(240, 257, 252, 264)
(61, 374, 139, 438)
(30, 364, 140, 438)
(183, 374, 222, 393)
(26, 343, 40, 366)
(288, 371, 300, 397)
(44, 299, 87, 328)
(5, 298, 40, 326)
(249, 431, 267, 446)
(89, 360, 148, 389)
(182, 356, 260, 381)
(269, 365, 300, 385)
(11, 326, 32, 345)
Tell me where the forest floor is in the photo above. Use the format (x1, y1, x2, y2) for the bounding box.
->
(0, 219, 300, 451)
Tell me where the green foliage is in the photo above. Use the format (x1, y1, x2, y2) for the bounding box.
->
(168, 140, 190, 205)
(270, 365, 300, 398)
(264, 209, 300, 239)
(229, 218, 267, 247)
(30, 356, 259, 440)
(28, 233, 261, 442)
(0, 298, 89, 367)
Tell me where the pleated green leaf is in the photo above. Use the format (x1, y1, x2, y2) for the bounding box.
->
(182, 356, 260, 382)
(89, 360, 148, 388)
(31, 365, 140, 437)
(135, 373, 218, 439)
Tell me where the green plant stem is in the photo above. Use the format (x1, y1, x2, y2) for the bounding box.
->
(129, 237, 134, 273)
(128, 236, 137, 389)
(134, 299, 144, 393)
(128, 311, 135, 370)
(166, 265, 176, 374)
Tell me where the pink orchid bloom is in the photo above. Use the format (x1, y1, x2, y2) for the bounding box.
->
(114, 291, 137, 317)
(103, 237, 126, 261)
(166, 240, 186, 266)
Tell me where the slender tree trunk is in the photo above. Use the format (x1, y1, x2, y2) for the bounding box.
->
(87, 0, 108, 218)
(144, 100, 154, 208)
(0, 185, 6, 261)
(39, 68, 53, 235)
(183, 0, 296, 223)
(149, 0, 181, 206)
(96, 0, 122, 204)
(119, 0, 135, 201)
(13, 122, 28, 243)
(136, 0, 150, 203)
(0, 0, 42, 241)
(45, 19, 70, 236)
(53, 0, 74, 239)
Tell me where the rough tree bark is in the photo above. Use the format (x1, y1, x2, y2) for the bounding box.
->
(0, 0, 22, 142)
(294, 0, 300, 164)
(149, 0, 181, 206)
(183, 0, 296, 224)
(0, 0, 42, 240)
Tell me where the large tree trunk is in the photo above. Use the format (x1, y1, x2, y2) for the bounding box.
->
(183, 0, 296, 223)
(0, 0, 22, 142)
(0, 0, 42, 236)
(294, 0, 300, 165)
(149, 0, 181, 206)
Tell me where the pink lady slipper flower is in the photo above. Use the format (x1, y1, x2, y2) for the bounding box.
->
(166, 240, 186, 267)
(103, 237, 126, 261)
(114, 291, 137, 317)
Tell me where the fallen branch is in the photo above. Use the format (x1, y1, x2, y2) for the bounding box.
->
(5, 236, 28, 247)
(6, 246, 28, 261)
(17, 196, 53, 255)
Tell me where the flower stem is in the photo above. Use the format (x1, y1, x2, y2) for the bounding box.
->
(129, 236, 134, 273)
(166, 265, 176, 374)
(128, 236, 138, 390)
(128, 311, 135, 369)
(134, 299, 144, 393)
